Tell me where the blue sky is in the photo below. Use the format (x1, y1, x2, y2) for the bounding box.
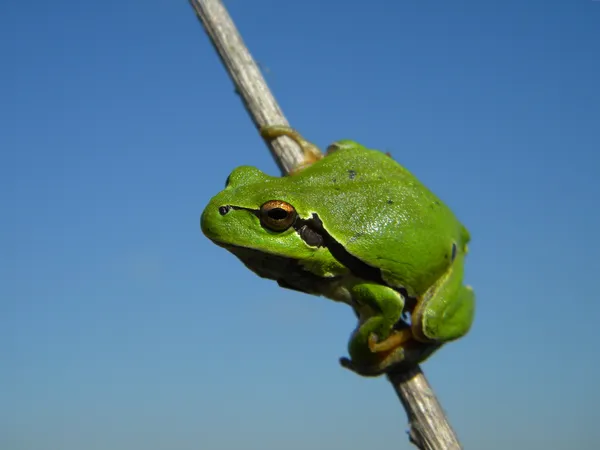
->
(2, 0, 599, 449)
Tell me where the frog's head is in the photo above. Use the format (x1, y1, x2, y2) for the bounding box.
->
(201, 166, 346, 281)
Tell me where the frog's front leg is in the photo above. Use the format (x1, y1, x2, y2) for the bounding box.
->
(411, 255, 476, 345)
(259, 125, 323, 174)
(340, 283, 410, 376)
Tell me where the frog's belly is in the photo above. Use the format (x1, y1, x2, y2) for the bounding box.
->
(224, 245, 353, 305)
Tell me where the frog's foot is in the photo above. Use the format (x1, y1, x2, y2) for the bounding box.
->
(368, 329, 412, 353)
(340, 329, 412, 377)
(339, 346, 407, 377)
(339, 342, 443, 377)
(259, 125, 323, 173)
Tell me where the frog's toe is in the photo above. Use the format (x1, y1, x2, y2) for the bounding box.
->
(368, 329, 412, 353)
(259, 125, 323, 173)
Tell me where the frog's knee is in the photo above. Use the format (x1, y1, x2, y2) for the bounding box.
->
(416, 286, 475, 342)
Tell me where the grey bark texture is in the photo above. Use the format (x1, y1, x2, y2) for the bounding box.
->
(189, 1, 463, 449)
(189, 0, 305, 174)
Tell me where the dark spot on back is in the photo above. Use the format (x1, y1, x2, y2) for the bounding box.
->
(348, 170, 356, 180)
(387, 199, 394, 205)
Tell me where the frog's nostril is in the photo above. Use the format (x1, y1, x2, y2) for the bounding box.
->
(219, 206, 232, 216)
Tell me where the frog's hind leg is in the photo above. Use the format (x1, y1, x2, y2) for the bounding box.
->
(412, 281, 475, 344)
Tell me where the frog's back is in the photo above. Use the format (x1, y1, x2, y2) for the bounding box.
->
(293, 145, 467, 296)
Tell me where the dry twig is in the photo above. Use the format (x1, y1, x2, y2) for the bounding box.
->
(188, 1, 463, 448)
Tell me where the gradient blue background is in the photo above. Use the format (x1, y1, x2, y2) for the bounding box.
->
(2, 1, 599, 449)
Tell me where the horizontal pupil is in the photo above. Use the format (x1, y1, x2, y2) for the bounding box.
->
(268, 208, 289, 220)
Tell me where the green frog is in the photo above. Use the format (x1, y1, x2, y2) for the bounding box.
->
(201, 126, 475, 376)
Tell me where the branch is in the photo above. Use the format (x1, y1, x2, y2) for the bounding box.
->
(188, 1, 463, 448)
(189, 0, 306, 175)
(387, 366, 462, 449)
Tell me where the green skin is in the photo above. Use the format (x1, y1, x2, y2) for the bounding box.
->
(201, 126, 475, 376)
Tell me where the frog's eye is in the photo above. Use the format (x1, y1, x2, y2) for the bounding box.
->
(219, 206, 232, 216)
(259, 200, 297, 232)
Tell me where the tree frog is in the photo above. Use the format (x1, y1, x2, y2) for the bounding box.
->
(201, 126, 475, 376)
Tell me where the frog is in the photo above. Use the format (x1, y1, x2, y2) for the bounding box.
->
(200, 125, 475, 376)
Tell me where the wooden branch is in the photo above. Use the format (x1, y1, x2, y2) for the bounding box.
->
(189, 1, 463, 449)
(189, 0, 306, 175)
(387, 366, 462, 449)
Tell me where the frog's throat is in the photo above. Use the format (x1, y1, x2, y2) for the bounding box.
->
(217, 243, 344, 298)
